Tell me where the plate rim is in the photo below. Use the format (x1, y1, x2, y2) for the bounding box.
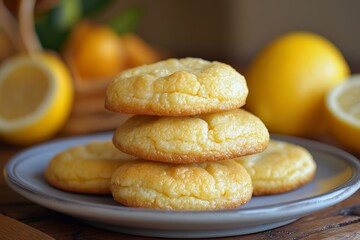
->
(4, 133, 360, 227)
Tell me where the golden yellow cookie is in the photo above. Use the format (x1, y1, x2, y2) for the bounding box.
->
(113, 109, 269, 163)
(45, 141, 137, 194)
(111, 159, 253, 210)
(235, 139, 316, 195)
(105, 58, 248, 116)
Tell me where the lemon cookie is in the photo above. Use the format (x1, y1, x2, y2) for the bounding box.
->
(113, 109, 269, 163)
(105, 58, 248, 116)
(235, 139, 316, 195)
(111, 159, 253, 210)
(45, 141, 137, 194)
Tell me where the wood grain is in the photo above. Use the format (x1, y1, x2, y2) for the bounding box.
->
(0, 214, 54, 240)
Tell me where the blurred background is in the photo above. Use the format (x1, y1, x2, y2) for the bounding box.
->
(110, 0, 360, 71)
(3, 0, 359, 70)
(0, 0, 359, 149)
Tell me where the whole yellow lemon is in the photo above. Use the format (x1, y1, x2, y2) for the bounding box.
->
(245, 31, 350, 137)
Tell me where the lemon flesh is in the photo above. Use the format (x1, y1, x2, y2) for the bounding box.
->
(0, 53, 73, 146)
(326, 75, 360, 152)
(337, 87, 360, 122)
(0, 64, 49, 120)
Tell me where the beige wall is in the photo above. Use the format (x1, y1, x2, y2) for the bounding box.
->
(105, 0, 360, 70)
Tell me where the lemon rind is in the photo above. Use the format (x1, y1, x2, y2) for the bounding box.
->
(326, 76, 360, 128)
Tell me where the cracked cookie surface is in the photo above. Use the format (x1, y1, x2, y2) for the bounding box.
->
(105, 58, 248, 116)
(111, 159, 252, 210)
(45, 141, 137, 194)
(235, 139, 316, 195)
(113, 109, 269, 163)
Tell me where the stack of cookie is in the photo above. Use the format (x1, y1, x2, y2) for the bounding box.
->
(104, 58, 270, 210)
(45, 57, 317, 211)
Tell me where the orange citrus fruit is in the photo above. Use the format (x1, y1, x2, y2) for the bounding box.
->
(245, 31, 350, 136)
(0, 52, 73, 145)
(122, 33, 160, 68)
(65, 21, 126, 79)
(326, 75, 360, 152)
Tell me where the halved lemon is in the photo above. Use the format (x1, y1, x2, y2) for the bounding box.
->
(0, 52, 73, 146)
(326, 74, 360, 152)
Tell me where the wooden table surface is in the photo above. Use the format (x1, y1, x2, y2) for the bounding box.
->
(1, 135, 360, 240)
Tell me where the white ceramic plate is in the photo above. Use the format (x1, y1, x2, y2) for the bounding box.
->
(4, 133, 360, 238)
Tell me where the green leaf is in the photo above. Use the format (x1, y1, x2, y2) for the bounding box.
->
(81, 0, 113, 17)
(53, 0, 82, 31)
(107, 5, 143, 35)
(35, 0, 82, 51)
